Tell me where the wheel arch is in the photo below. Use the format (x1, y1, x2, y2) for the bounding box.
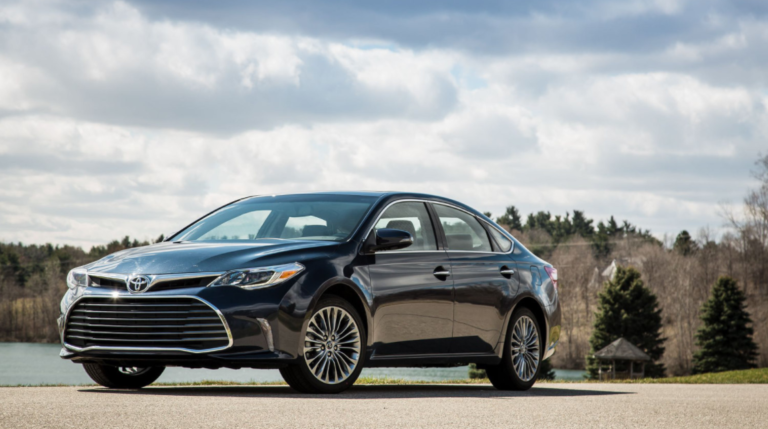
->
(305, 277, 373, 347)
(498, 294, 549, 358)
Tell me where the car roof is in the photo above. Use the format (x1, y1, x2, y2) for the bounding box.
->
(241, 191, 478, 215)
(243, 190, 447, 199)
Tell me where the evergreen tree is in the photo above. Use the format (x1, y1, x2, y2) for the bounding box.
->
(592, 221, 611, 258)
(587, 266, 666, 378)
(673, 230, 697, 256)
(607, 216, 620, 236)
(622, 220, 637, 234)
(495, 206, 523, 231)
(692, 277, 758, 374)
(525, 211, 555, 234)
(571, 210, 594, 237)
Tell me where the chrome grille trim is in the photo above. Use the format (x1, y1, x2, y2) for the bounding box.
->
(63, 295, 233, 354)
(87, 272, 224, 293)
(78, 303, 206, 307)
(68, 322, 224, 329)
(69, 316, 220, 322)
(72, 309, 213, 314)
(68, 328, 228, 336)
(66, 335, 230, 343)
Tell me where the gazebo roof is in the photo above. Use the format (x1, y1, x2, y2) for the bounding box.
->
(594, 338, 651, 362)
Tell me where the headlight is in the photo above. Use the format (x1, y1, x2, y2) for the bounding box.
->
(66, 268, 88, 290)
(209, 262, 305, 290)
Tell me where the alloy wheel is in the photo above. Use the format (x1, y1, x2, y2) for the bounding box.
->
(511, 315, 540, 382)
(303, 306, 361, 384)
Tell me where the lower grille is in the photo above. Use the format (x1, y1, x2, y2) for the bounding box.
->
(64, 297, 231, 352)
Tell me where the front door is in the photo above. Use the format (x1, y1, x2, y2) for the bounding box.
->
(368, 201, 454, 356)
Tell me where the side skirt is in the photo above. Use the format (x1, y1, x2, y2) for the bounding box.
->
(366, 352, 501, 368)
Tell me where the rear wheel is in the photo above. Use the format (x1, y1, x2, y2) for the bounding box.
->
(486, 307, 542, 391)
(83, 363, 165, 389)
(280, 297, 366, 394)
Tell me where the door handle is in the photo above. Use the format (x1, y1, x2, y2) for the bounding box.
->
(433, 266, 451, 279)
(500, 266, 515, 278)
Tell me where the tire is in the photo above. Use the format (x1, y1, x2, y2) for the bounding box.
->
(83, 363, 165, 389)
(280, 296, 366, 394)
(486, 307, 543, 391)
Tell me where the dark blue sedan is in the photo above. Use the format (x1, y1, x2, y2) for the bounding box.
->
(59, 192, 560, 393)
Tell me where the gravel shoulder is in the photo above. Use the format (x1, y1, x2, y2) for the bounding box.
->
(2, 383, 767, 429)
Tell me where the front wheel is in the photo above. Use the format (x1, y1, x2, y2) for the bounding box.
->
(486, 307, 542, 391)
(83, 363, 165, 389)
(280, 297, 366, 394)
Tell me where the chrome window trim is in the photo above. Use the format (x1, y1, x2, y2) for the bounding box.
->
(88, 271, 225, 292)
(363, 199, 514, 255)
(61, 293, 234, 354)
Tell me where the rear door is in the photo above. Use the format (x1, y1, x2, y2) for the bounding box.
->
(431, 203, 520, 354)
(368, 201, 455, 356)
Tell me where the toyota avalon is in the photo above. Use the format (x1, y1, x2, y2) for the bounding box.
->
(59, 192, 560, 393)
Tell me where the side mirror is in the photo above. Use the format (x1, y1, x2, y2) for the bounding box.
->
(366, 228, 413, 253)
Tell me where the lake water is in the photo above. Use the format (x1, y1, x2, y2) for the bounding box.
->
(0, 342, 585, 385)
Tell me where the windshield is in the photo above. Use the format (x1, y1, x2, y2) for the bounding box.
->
(172, 194, 377, 242)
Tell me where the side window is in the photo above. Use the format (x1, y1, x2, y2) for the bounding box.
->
(487, 225, 513, 252)
(433, 205, 492, 252)
(374, 202, 437, 251)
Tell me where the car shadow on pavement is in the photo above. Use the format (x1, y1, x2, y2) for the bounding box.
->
(79, 384, 633, 399)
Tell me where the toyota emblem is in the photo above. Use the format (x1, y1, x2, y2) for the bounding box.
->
(127, 275, 151, 293)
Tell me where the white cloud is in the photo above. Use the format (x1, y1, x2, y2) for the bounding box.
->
(0, 0, 766, 248)
(0, 1, 458, 132)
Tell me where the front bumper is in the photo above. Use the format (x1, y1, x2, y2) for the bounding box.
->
(59, 283, 299, 368)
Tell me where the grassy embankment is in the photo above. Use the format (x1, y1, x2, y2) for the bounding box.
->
(4, 368, 768, 387)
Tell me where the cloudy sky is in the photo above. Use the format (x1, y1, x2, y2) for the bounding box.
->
(0, 0, 766, 248)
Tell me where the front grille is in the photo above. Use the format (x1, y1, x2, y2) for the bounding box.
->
(88, 276, 217, 292)
(89, 277, 125, 289)
(150, 277, 217, 292)
(64, 297, 230, 351)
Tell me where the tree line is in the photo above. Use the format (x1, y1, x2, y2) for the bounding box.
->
(0, 235, 163, 342)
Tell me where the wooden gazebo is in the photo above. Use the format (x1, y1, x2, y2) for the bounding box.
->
(593, 338, 651, 380)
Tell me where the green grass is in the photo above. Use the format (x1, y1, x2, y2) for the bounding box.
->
(3, 369, 767, 388)
(633, 368, 768, 384)
(541, 367, 768, 384)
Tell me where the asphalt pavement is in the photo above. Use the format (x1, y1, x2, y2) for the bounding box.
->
(2, 383, 766, 428)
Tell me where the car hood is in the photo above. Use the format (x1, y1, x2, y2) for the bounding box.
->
(84, 240, 338, 275)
